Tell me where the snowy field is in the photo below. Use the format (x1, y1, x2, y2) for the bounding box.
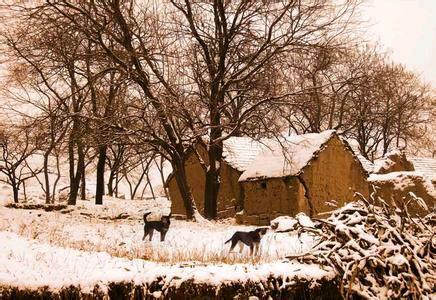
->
(0, 197, 316, 264)
(0, 230, 332, 296)
(0, 196, 327, 296)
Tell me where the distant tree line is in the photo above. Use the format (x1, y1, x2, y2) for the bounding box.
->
(0, 0, 433, 219)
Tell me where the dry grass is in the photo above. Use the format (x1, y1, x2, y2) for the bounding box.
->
(1, 208, 304, 264)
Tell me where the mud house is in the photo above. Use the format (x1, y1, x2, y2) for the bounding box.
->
(238, 130, 370, 225)
(367, 154, 436, 214)
(372, 150, 415, 174)
(167, 137, 267, 218)
(168, 130, 370, 224)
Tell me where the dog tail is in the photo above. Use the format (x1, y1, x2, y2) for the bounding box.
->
(224, 236, 233, 244)
(143, 212, 152, 222)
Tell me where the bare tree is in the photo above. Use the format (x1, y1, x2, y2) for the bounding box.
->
(168, 0, 361, 218)
(2, 6, 91, 205)
(122, 148, 157, 200)
(277, 43, 434, 160)
(0, 125, 40, 203)
(39, 0, 204, 219)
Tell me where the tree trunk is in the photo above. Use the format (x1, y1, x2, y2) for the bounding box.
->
(204, 146, 220, 220)
(172, 159, 197, 221)
(43, 153, 51, 204)
(204, 133, 223, 220)
(80, 154, 86, 200)
(95, 145, 107, 205)
(156, 157, 169, 199)
(115, 171, 119, 198)
(146, 171, 155, 200)
(12, 185, 19, 203)
(107, 171, 114, 197)
(23, 181, 27, 202)
(69, 176, 80, 205)
(68, 141, 84, 205)
(52, 152, 62, 203)
(204, 86, 223, 220)
(68, 139, 77, 205)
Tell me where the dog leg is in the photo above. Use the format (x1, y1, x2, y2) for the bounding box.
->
(238, 241, 244, 254)
(229, 240, 237, 253)
(255, 243, 260, 256)
(250, 244, 254, 256)
(142, 226, 148, 241)
(160, 230, 167, 242)
(148, 229, 154, 241)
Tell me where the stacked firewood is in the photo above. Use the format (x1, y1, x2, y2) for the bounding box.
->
(287, 197, 435, 299)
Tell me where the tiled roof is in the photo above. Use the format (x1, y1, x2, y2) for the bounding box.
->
(222, 137, 269, 172)
(409, 157, 436, 181)
(239, 130, 337, 181)
(346, 140, 375, 173)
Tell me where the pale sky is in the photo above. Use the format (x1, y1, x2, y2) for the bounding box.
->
(364, 0, 436, 85)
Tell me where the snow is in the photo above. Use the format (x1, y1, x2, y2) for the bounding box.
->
(345, 139, 375, 174)
(270, 213, 315, 231)
(0, 198, 316, 264)
(409, 157, 436, 183)
(222, 137, 270, 172)
(239, 130, 336, 181)
(295, 213, 316, 228)
(368, 171, 436, 199)
(0, 196, 327, 295)
(0, 229, 332, 295)
(372, 149, 404, 174)
(270, 216, 298, 231)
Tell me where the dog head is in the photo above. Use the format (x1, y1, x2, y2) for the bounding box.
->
(161, 214, 171, 226)
(255, 227, 268, 237)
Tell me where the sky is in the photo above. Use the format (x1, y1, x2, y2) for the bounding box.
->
(364, 0, 436, 85)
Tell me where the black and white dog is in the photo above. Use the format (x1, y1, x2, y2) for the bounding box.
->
(225, 227, 268, 255)
(142, 212, 171, 242)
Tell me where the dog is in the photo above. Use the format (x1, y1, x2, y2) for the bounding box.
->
(142, 212, 171, 242)
(225, 227, 268, 255)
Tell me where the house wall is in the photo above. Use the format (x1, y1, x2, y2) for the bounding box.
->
(300, 136, 370, 214)
(375, 151, 415, 174)
(238, 136, 370, 225)
(168, 147, 243, 219)
(369, 173, 436, 216)
(239, 177, 309, 225)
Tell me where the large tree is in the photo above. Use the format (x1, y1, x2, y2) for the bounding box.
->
(168, 0, 362, 218)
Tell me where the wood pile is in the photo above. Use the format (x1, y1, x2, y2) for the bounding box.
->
(287, 196, 435, 299)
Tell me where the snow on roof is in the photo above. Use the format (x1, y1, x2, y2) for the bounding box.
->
(368, 171, 436, 199)
(222, 137, 269, 172)
(345, 139, 374, 173)
(357, 156, 375, 174)
(239, 130, 336, 181)
(409, 157, 436, 182)
(372, 149, 407, 174)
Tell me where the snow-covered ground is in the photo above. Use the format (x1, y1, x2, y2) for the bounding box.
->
(0, 197, 316, 264)
(0, 196, 325, 296)
(0, 231, 332, 296)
